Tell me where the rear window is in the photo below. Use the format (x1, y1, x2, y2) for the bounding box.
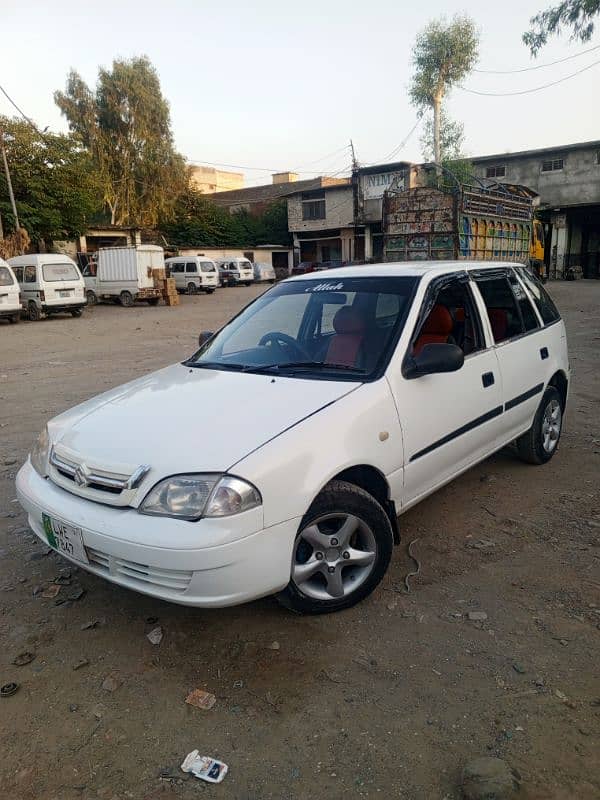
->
(516, 267, 561, 325)
(0, 266, 14, 286)
(42, 263, 79, 282)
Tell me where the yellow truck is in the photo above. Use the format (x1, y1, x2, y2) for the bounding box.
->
(383, 180, 546, 278)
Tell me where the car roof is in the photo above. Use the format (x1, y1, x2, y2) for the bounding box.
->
(285, 260, 525, 282)
(8, 253, 78, 267)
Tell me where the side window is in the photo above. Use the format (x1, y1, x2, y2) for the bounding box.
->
(413, 277, 483, 356)
(185, 262, 197, 273)
(12, 266, 24, 282)
(24, 266, 36, 283)
(507, 271, 539, 332)
(474, 275, 524, 344)
(516, 267, 560, 325)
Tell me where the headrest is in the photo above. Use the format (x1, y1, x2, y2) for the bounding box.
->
(333, 306, 366, 335)
(422, 304, 453, 335)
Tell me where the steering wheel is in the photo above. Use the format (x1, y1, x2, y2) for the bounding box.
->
(258, 331, 310, 361)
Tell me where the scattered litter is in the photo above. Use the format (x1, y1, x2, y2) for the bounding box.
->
(181, 751, 228, 783)
(72, 658, 89, 671)
(466, 539, 496, 550)
(81, 618, 105, 630)
(68, 588, 86, 601)
(403, 537, 421, 593)
(512, 663, 526, 674)
(467, 611, 488, 622)
(185, 688, 216, 710)
(1, 682, 19, 697)
(101, 672, 122, 692)
(13, 651, 36, 666)
(146, 625, 163, 646)
(54, 575, 72, 586)
(41, 585, 61, 599)
(267, 640, 280, 650)
(233, 680, 244, 689)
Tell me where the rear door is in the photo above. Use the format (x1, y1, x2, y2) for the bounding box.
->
(470, 267, 548, 444)
(388, 272, 503, 507)
(185, 261, 200, 288)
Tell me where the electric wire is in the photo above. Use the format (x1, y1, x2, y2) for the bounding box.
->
(460, 57, 600, 96)
(474, 43, 600, 74)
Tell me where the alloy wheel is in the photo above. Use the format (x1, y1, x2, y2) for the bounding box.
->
(541, 398, 561, 454)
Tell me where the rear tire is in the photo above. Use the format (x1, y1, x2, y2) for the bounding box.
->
(86, 290, 97, 306)
(277, 480, 394, 614)
(244, 282, 252, 287)
(71, 308, 83, 318)
(516, 385, 563, 465)
(9, 313, 19, 324)
(206, 288, 215, 294)
(27, 301, 42, 322)
(119, 291, 134, 307)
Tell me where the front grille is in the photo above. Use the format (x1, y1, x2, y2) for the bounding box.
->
(49, 446, 150, 508)
(87, 547, 192, 594)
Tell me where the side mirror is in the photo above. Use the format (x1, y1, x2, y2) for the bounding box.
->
(403, 343, 464, 379)
(198, 330, 214, 347)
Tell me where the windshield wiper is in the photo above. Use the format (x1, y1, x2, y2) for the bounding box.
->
(184, 360, 246, 371)
(243, 361, 366, 374)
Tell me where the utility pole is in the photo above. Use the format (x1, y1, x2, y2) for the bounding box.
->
(350, 139, 359, 263)
(0, 129, 20, 231)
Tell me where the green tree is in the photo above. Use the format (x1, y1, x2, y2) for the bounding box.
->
(409, 15, 479, 167)
(524, 1, 600, 54)
(55, 55, 187, 227)
(420, 109, 465, 162)
(0, 115, 102, 247)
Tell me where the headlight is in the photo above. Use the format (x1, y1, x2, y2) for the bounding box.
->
(30, 426, 50, 477)
(139, 474, 261, 521)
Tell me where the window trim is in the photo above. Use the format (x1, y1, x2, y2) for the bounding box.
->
(541, 157, 564, 173)
(485, 164, 506, 179)
(514, 266, 561, 329)
(302, 198, 326, 221)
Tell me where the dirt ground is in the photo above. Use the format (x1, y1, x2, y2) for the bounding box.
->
(0, 281, 598, 800)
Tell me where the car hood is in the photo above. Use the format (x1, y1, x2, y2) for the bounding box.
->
(51, 363, 361, 476)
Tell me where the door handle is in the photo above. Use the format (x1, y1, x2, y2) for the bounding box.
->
(540, 347, 549, 360)
(482, 372, 495, 388)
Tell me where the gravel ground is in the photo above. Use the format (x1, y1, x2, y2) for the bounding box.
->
(0, 280, 598, 800)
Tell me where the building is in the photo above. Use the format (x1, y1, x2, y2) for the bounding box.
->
(213, 172, 350, 217)
(471, 140, 600, 278)
(287, 162, 413, 263)
(190, 165, 244, 194)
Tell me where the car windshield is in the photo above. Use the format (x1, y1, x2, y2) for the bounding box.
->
(187, 275, 418, 380)
(0, 266, 15, 286)
(42, 263, 80, 282)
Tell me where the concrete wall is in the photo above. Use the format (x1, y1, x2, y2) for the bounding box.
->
(177, 246, 291, 268)
(471, 145, 600, 208)
(287, 186, 354, 232)
(190, 166, 244, 194)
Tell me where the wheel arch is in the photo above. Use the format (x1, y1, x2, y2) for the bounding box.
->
(327, 464, 400, 544)
(548, 370, 568, 411)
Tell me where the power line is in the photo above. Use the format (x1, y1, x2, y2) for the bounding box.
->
(474, 43, 600, 74)
(0, 81, 42, 133)
(459, 57, 600, 96)
(291, 144, 351, 171)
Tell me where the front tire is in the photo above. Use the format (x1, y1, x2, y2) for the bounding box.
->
(516, 385, 563, 465)
(27, 301, 42, 322)
(187, 282, 197, 295)
(9, 313, 19, 324)
(71, 308, 83, 318)
(119, 290, 134, 307)
(86, 290, 97, 306)
(277, 480, 394, 614)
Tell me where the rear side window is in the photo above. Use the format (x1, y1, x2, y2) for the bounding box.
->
(12, 266, 24, 282)
(185, 262, 197, 273)
(474, 275, 523, 343)
(507, 271, 539, 332)
(0, 266, 14, 286)
(42, 263, 79, 282)
(24, 266, 37, 283)
(516, 267, 561, 325)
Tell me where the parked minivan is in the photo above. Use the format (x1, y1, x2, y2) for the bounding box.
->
(216, 258, 254, 287)
(0, 258, 21, 324)
(16, 261, 569, 614)
(9, 254, 86, 321)
(165, 256, 218, 294)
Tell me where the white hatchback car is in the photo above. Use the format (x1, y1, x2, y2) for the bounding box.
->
(17, 262, 569, 614)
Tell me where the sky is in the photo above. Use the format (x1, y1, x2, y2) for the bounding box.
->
(2, 0, 600, 187)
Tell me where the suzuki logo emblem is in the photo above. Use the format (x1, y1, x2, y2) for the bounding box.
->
(73, 464, 89, 487)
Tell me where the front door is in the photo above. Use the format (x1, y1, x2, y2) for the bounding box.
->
(387, 273, 503, 508)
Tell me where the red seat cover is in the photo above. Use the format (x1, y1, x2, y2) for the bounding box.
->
(413, 304, 453, 355)
(488, 308, 508, 342)
(325, 306, 366, 367)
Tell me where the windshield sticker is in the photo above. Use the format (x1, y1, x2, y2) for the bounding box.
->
(305, 282, 344, 292)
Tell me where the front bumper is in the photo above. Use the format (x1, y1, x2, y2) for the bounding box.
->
(16, 460, 299, 607)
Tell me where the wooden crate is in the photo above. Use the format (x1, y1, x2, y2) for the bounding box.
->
(152, 268, 166, 281)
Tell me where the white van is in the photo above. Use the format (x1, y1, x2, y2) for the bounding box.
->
(83, 245, 163, 307)
(165, 256, 218, 294)
(216, 258, 254, 287)
(9, 254, 85, 321)
(0, 258, 21, 324)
